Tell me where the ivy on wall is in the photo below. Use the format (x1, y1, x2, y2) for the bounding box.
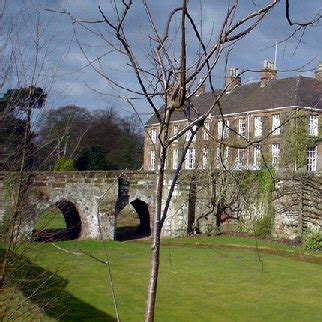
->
(281, 110, 308, 170)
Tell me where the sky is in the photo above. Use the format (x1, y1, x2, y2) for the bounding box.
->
(2, 0, 322, 122)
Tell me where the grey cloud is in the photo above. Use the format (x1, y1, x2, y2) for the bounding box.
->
(3, 1, 322, 121)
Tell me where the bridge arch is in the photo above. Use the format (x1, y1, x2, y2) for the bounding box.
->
(32, 200, 82, 242)
(2, 171, 155, 241)
(115, 195, 151, 241)
(130, 198, 151, 235)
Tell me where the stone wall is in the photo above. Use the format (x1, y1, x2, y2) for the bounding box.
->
(0, 170, 321, 241)
(161, 170, 321, 240)
(0, 171, 155, 240)
(273, 172, 322, 239)
(161, 170, 268, 237)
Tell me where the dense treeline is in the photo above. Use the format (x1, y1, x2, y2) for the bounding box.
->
(0, 88, 143, 171)
(37, 105, 144, 171)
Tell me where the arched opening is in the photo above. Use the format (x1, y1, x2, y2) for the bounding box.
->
(130, 199, 151, 235)
(116, 198, 151, 241)
(32, 201, 82, 242)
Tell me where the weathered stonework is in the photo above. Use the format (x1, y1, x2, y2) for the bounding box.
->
(272, 172, 322, 239)
(0, 170, 321, 241)
(0, 171, 155, 240)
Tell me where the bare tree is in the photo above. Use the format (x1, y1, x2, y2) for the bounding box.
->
(48, 1, 286, 320)
(0, 2, 75, 318)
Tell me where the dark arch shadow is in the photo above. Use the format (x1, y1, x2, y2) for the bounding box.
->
(116, 198, 151, 241)
(130, 199, 151, 236)
(33, 201, 82, 242)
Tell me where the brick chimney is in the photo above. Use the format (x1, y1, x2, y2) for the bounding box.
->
(225, 68, 241, 93)
(260, 60, 277, 86)
(315, 62, 322, 81)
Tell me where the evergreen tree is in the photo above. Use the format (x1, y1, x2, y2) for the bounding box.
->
(74, 145, 107, 171)
(0, 86, 46, 170)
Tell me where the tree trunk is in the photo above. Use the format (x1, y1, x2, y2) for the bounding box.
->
(144, 155, 165, 321)
(144, 226, 161, 322)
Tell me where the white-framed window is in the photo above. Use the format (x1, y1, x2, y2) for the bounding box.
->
(308, 115, 318, 136)
(272, 114, 280, 135)
(218, 120, 229, 139)
(235, 149, 246, 170)
(254, 116, 262, 137)
(203, 123, 210, 141)
(185, 148, 196, 169)
(218, 121, 223, 138)
(239, 118, 246, 138)
(202, 148, 209, 169)
(151, 128, 157, 143)
(186, 125, 197, 142)
(172, 148, 178, 170)
(271, 143, 280, 169)
(225, 120, 230, 138)
(307, 146, 317, 171)
(216, 145, 229, 166)
(150, 150, 155, 170)
(173, 125, 179, 142)
(254, 144, 261, 169)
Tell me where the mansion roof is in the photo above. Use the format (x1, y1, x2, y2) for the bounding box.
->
(146, 76, 322, 125)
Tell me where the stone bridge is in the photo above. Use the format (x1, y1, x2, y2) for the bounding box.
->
(0, 170, 321, 241)
(0, 171, 156, 240)
(0, 170, 215, 241)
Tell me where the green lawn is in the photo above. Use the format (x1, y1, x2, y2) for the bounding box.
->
(33, 208, 66, 230)
(3, 237, 322, 321)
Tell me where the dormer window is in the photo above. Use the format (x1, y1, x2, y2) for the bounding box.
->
(308, 115, 318, 136)
(272, 114, 280, 135)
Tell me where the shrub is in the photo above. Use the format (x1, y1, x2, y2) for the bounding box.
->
(254, 215, 272, 237)
(237, 219, 249, 233)
(303, 230, 322, 251)
(54, 157, 75, 171)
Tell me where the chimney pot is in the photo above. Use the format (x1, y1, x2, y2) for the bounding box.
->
(225, 68, 241, 92)
(315, 62, 322, 81)
(260, 60, 277, 86)
(195, 79, 206, 96)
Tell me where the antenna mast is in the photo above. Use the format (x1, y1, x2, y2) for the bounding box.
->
(274, 39, 278, 70)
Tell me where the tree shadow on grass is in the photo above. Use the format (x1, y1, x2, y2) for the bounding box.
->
(2, 250, 115, 321)
(32, 228, 79, 242)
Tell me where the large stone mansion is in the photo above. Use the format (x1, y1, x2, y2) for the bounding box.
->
(144, 61, 322, 172)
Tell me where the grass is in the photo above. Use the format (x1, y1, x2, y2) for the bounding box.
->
(33, 208, 66, 230)
(3, 236, 322, 321)
(117, 205, 140, 228)
(163, 235, 300, 251)
(163, 234, 322, 254)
